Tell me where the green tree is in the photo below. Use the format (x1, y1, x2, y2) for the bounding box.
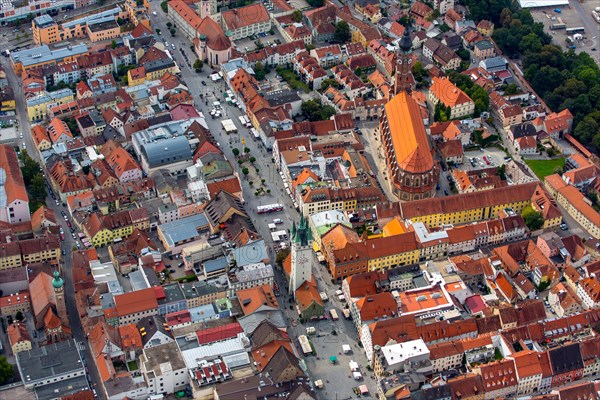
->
(111, 40, 117, 49)
(193, 59, 203, 72)
(249, 156, 256, 163)
(254, 62, 267, 80)
(320, 79, 340, 91)
(334, 21, 350, 43)
(0, 356, 13, 385)
(155, 28, 161, 35)
(244, 147, 251, 153)
(160, 0, 168, 13)
(30, 173, 47, 203)
(522, 205, 544, 231)
(412, 62, 427, 82)
(169, 28, 176, 36)
(276, 247, 291, 266)
(232, 148, 240, 157)
(166, 22, 172, 28)
(242, 167, 249, 175)
(434, 102, 450, 122)
(497, 164, 506, 180)
(503, 83, 520, 95)
(306, 0, 323, 6)
(291, 9, 303, 23)
(15, 311, 23, 321)
(354, 67, 363, 77)
(301, 99, 335, 121)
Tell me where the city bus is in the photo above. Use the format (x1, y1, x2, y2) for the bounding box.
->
(257, 203, 284, 214)
(566, 27, 585, 34)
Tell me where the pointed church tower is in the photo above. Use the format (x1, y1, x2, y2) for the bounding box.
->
(393, 24, 415, 95)
(52, 270, 69, 327)
(289, 216, 313, 297)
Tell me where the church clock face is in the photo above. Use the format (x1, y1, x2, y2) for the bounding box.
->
(297, 255, 309, 266)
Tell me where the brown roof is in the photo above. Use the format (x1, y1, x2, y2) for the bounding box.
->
(355, 292, 397, 321)
(430, 77, 473, 107)
(448, 373, 484, 399)
(7, 322, 31, 346)
(479, 359, 518, 392)
(196, 16, 231, 51)
(438, 139, 464, 159)
(31, 206, 57, 232)
(580, 277, 600, 302)
(222, 3, 269, 29)
(112, 288, 158, 317)
(207, 177, 242, 198)
(428, 341, 464, 360)
(398, 182, 538, 220)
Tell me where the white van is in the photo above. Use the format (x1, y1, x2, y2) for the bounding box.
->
(273, 218, 283, 224)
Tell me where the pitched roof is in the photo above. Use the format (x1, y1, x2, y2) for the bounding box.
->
(222, 3, 269, 29)
(237, 284, 279, 315)
(383, 91, 434, 174)
(295, 279, 323, 312)
(196, 16, 231, 51)
(430, 77, 473, 107)
(0, 145, 29, 205)
(355, 291, 397, 321)
(29, 272, 56, 320)
(7, 322, 31, 346)
(112, 288, 158, 317)
(31, 124, 51, 146)
(197, 322, 243, 345)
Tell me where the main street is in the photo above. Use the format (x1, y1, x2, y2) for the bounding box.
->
(147, 6, 379, 397)
(0, 55, 105, 400)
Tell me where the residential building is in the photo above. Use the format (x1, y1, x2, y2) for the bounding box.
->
(577, 277, 600, 309)
(8, 322, 32, 354)
(105, 288, 158, 327)
(428, 77, 475, 119)
(555, 185, 600, 239)
(140, 342, 188, 395)
(221, 3, 271, 40)
(0, 145, 30, 224)
(510, 350, 543, 395)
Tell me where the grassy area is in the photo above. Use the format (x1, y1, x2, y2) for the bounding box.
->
(525, 158, 565, 180)
(127, 360, 138, 371)
(276, 67, 309, 93)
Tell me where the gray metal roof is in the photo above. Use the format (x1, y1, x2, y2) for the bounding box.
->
(16, 339, 83, 384)
(229, 240, 268, 268)
(12, 44, 88, 67)
(141, 135, 192, 168)
(203, 257, 229, 273)
(158, 213, 209, 247)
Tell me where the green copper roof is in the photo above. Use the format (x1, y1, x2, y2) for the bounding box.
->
(293, 216, 312, 246)
(52, 270, 64, 289)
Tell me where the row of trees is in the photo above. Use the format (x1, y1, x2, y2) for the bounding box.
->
(468, 1, 600, 151)
(18, 150, 46, 212)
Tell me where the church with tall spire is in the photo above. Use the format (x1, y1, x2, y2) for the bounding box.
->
(393, 24, 416, 95)
(380, 22, 439, 201)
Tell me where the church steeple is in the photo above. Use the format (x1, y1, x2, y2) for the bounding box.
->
(393, 22, 415, 95)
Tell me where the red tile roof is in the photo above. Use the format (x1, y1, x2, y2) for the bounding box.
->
(196, 322, 243, 345)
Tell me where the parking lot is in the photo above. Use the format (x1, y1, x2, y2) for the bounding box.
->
(233, 29, 286, 54)
(530, 4, 599, 58)
(460, 147, 507, 172)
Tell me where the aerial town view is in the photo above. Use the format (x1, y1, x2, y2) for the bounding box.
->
(0, 0, 598, 398)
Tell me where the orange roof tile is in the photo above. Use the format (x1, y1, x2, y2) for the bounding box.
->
(0, 145, 29, 204)
(31, 124, 51, 146)
(295, 278, 323, 312)
(511, 350, 544, 378)
(237, 284, 279, 315)
(430, 77, 473, 108)
(7, 322, 31, 347)
(118, 323, 143, 350)
(252, 340, 294, 371)
(383, 91, 434, 174)
(356, 291, 397, 321)
(558, 185, 600, 228)
(113, 288, 157, 317)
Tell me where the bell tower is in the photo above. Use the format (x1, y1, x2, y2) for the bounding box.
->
(52, 270, 69, 327)
(393, 24, 415, 95)
(289, 216, 313, 297)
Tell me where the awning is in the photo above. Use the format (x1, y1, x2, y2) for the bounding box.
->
(329, 356, 337, 363)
